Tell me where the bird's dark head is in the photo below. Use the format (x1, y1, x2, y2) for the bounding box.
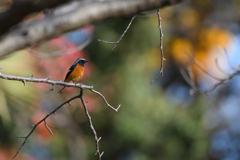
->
(75, 58, 88, 67)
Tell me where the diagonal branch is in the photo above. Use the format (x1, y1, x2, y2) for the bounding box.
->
(180, 63, 240, 94)
(12, 94, 80, 160)
(185, 52, 223, 81)
(0, 0, 70, 36)
(183, 69, 240, 94)
(215, 58, 229, 75)
(180, 68, 200, 95)
(44, 120, 53, 135)
(224, 48, 236, 71)
(0, 0, 185, 58)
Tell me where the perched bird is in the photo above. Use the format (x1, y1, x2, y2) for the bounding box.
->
(59, 58, 88, 93)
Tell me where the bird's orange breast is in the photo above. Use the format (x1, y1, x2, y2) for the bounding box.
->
(65, 64, 84, 82)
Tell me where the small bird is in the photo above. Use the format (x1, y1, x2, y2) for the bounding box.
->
(59, 58, 88, 93)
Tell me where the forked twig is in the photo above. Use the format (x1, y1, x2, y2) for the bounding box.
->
(80, 89, 103, 160)
(185, 52, 223, 81)
(180, 68, 198, 94)
(90, 89, 121, 112)
(11, 95, 80, 160)
(180, 50, 240, 94)
(181, 68, 240, 94)
(98, 15, 137, 50)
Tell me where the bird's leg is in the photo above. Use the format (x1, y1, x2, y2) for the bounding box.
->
(72, 80, 78, 84)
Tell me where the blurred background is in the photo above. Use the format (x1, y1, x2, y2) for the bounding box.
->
(1, 0, 240, 160)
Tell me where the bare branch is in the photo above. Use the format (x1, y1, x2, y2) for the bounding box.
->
(47, 75, 53, 80)
(151, 8, 165, 84)
(180, 50, 240, 94)
(179, 68, 199, 94)
(0, 71, 93, 90)
(0, 0, 185, 58)
(90, 89, 121, 112)
(187, 66, 195, 83)
(215, 58, 229, 75)
(180, 67, 240, 94)
(80, 89, 103, 160)
(100, 152, 104, 157)
(98, 15, 137, 50)
(224, 48, 236, 71)
(4, 71, 120, 159)
(185, 52, 223, 81)
(12, 95, 80, 160)
(0, 0, 70, 36)
(44, 120, 53, 135)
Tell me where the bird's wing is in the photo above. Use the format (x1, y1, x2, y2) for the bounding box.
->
(64, 64, 77, 82)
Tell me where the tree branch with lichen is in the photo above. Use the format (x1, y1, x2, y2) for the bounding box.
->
(0, 0, 185, 58)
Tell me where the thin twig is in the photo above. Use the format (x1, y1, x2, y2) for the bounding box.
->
(187, 66, 195, 83)
(180, 68, 198, 94)
(22, 80, 26, 86)
(215, 58, 229, 75)
(12, 95, 80, 160)
(185, 52, 223, 81)
(224, 48, 236, 71)
(98, 15, 137, 50)
(90, 89, 121, 112)
(50, 84, 55, 91)
(180, 49, 240, 94)
(44, 120, 53, 135)
(180, 68, 240, 94)
(151, 9, 165, 84)
(79, 89, 103, 160)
